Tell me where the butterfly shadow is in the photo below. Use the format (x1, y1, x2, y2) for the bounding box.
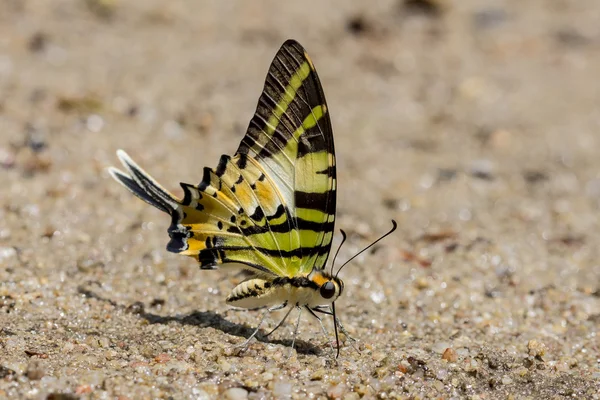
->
(77, 285, 321, 355)
(141, 310, 322, 355)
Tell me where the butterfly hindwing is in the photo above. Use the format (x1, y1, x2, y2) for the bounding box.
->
(110, 40, 336, 279)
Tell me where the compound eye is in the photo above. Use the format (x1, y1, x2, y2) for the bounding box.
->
(320, 281, 336, 299)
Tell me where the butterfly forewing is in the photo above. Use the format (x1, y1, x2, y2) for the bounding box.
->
(133, 40, 336, 278)
(237, 40, 337, 275)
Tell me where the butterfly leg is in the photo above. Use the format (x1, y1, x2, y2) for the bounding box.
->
(312, 305, 360, 354)
(306, 306, 335, 354)
(264, 305, 294, 337)
(287, 306, 303, 358)
(235, 302, 287, 349)
(312, 306, 356, 340)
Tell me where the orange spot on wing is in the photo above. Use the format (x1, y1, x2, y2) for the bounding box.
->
(255, 181, 278, 211)
(235, 184, 255, 211)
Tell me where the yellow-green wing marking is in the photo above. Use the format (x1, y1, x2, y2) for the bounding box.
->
(110, 40, 336, 278)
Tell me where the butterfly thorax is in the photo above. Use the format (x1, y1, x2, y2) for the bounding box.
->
(226, 269, 344, 310)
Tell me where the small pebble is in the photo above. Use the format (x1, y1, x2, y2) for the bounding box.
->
(218, 359, 232, 373)
(527, 340, 546, 358)
(272, 382, 292, 399)
(455, 347, 470, 357)
(304, 384, 324, 397)
(470, 159, 495, 180)
(464, 358, 479, 373)
(154, 353, 170, 363)
(86, 114, 105, 132)
(223, 387, 248, 400)
(192, 349, 204, 363)
(311, 368, 326, 381)
(75, 385, 93, 394)
(24, 123, 47, 152)
(163, 119, 183, 139)
(442, 348, 458, 362)
(516, 366, 529, 377)
(25, 360, 45, 380)
(353, 221, 372, 237)
(327, 383, 348, 399)
(370, 290, 385, 304)
(0, 247, 17, 262)
(62, 342, 75, 352)
(98, 337, 110, 348)
(261, 371, 274, 381)
(0, 147, 16, 168)
(435, 368, 448, 380)
(432, 341, 451, 354)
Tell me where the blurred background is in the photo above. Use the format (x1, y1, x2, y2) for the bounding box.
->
(1, 0, 599, 398)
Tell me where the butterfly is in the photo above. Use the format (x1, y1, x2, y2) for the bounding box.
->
(109, 39, 396, 357)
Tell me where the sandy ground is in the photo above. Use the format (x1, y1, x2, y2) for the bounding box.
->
(1, 0, 600, 398)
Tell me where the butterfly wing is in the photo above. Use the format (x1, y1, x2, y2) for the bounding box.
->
(110, 40, 336, 278)
(236, 40, 336, 276)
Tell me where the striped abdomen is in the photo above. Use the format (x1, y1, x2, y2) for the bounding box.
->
(226, 272, 342, 310)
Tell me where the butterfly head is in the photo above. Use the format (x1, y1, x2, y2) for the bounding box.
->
(308, 269, 344, 304)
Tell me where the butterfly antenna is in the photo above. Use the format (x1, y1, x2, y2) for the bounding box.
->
(335, 220, 398, 278)
(330, 229, 348, 275)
